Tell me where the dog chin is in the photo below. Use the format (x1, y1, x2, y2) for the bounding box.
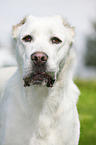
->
(23, 73, 55, 87)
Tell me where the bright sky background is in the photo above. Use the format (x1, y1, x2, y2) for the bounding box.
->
(0, 0, 96, 50)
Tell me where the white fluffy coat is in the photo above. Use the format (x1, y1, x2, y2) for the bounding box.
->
(0, 15, 80, 145)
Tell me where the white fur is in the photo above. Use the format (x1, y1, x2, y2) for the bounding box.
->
(0, 15, 80, 145)
(0, 67, 16, 96)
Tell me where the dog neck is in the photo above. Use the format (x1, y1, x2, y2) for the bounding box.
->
(19, 84, 52, 119)
(24, 85, 50, 99)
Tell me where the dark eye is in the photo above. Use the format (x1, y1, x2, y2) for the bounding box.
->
(51, 37, 62, 44)
(22, 35, 33, 42)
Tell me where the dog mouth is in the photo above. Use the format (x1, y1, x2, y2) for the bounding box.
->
(23, 72, 55, 87)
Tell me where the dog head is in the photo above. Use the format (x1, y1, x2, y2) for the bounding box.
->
(12, 15, 75, 87)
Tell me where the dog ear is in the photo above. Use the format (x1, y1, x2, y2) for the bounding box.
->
(12, 17, 27, 40)
(63, 19, 75, 45)
(53, 15, 75, 45)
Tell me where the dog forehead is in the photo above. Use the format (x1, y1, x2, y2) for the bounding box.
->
(25, 15, 64, 31)
(27, 15, 62, 25)
(21, 15, 66, 38)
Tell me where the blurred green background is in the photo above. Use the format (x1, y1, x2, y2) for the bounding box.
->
(75, 80, 96, 145)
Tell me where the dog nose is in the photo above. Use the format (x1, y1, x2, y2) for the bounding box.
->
(31, 52, 48, 65)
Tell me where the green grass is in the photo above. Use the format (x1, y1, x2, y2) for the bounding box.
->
(75, 80, 96, 145)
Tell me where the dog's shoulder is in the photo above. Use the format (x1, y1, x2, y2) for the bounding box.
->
(6, 69, 21, 90)
(0, 69, 21, 102)
(68, 80, 80, 104)
(0, 67, 16, 95)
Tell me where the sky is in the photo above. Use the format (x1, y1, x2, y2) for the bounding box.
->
(0, 0, 96, 50)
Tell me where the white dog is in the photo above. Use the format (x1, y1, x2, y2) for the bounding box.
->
(0, 15, 80, 145)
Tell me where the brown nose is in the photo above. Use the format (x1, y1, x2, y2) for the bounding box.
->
(31, 52, 48, 65)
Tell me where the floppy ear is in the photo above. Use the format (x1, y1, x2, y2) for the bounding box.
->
(62, 18, 75, 46)
(12, 17, 27, 40)
(53, 15, 75, 46)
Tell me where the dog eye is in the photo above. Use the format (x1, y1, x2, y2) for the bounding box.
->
(51, 37, 62, 44)
(22, 35, 33, 42)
